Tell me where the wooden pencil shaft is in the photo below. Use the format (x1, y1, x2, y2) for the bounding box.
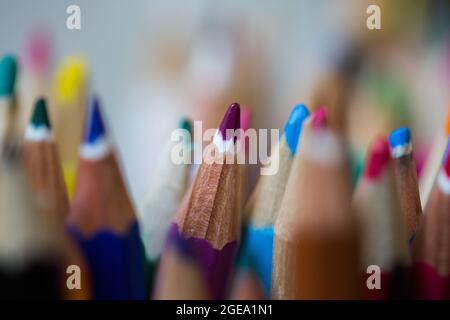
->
(69, 152, 136, 235)
(23, 141, 68, 220)
(273, 150, 360, 299)
(392, 154, 422, 240)
(175, 155, 240, 248)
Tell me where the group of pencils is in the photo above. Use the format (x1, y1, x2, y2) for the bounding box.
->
(1, 46, 449, 300)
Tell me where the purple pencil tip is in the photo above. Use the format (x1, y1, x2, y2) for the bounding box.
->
(218, 103, 240, 141)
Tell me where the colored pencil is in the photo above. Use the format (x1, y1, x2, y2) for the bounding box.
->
(353, 136, 410, 299)
(23, 98, 68, 221)
(309, 45, 362, 134)
(237, 104, 310, 298)
(412, 138, 450, 299)
(155, 103, 241, 300)
(22, 97, 92, 299)
(154, 224, 209, 300)
(420, 106, 450, 208)
(138, 117, 193, 290)
(388, 127, 423, 243)
(0, 54, 21, 150)
(19, 30, 52, 131)
(0, 100, 60, 299)
(67, 96, 146, 299)
(50, 55, 88, 198)
(272, 107, 360, 299)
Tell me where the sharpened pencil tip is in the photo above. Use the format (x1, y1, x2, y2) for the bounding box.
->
(364, 136, 390, 179)
(0, 54, 17, 96)
(284, 104, 309, 155)
(84, 96, 106, 144)
(218, 102, 240, 140)
(311, 107, 327, 128)
(388, 127, 411, 148)
(31, 97, 51, 129)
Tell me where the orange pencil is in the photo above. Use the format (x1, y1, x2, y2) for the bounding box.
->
(273, 107, 360, 299)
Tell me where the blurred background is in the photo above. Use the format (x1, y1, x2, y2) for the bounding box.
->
(0, 0, 449, 202)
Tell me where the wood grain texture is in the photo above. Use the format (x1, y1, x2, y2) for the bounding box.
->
(245, 138, 292, 227)
(392, 153, 422, 241)
(273, 121, 360, 299)
(174, 149, 241, 249)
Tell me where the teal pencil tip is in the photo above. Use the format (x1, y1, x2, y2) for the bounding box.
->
(284, 104, 310, 155)
(31, 97, 51, 128)
(0, 54, 18, 96)
(178, 117, 192, 134)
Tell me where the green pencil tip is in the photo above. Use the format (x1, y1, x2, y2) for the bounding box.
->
(178, 117, 192, 134)
(31, 98, 51, 129)
(0, 54, 18, 96)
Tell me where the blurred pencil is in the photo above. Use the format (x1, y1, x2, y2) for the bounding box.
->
(420, 106, 450, 208)
(50, 55, 88, 198)
(0, 100, 60, 299)
(236, 104, 309, 298)
(19, 30, 52, 131)
(272, 107, 360, 299)
(309, 44, 362, 135)
(353, 137, 410, 299)
(23, 98, 68, 220)
(155, 225, 209, 300)
(138, 117, 193, 290)
(0, 54, 20, 149)
(155, 103, 241, 300)
(67, 97, 146, 299)
(388, 127, 422, 243)
(22, 98, 92, 299)
(412, 138, 450, 299)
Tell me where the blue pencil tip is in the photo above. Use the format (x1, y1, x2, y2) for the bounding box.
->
(84, 96, 106, 144)
(0, 54, 17, 96)
(388, 127, 411, 148)
(284, 104, 309, 155)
